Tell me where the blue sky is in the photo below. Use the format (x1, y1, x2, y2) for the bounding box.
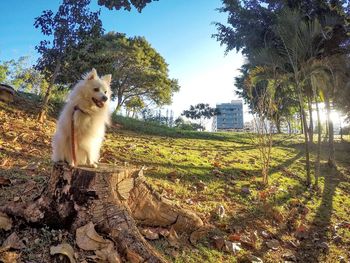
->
(0, 0, 247, 122)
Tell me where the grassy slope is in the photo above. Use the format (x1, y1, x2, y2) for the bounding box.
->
(0, 100, 350, 263)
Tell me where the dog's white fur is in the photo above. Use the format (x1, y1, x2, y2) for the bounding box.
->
(52, 68, 112, 167)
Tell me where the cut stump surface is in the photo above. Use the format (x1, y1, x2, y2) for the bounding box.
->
(1, 163, 205, 262)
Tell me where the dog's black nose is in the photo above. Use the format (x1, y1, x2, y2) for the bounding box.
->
(101, 95, 108, 102)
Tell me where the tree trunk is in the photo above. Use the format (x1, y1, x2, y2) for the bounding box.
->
(275, 116, 281, 134)
(115, 96, 123, 114)
(299, 108, 304, 134)
(313, 88, 321, 188)
(325, 95, 335, 167)
(298, 91, 311, 186)
(0, 163, 205, 262)
(287, 118, 292, 135)
(324, 119, 329, 143)
(37, 61, 61, 123)
(307, 95, 314, 144)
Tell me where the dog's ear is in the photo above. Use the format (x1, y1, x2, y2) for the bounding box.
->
(85, 68, 98, 80)
(101, 74, 112, 85)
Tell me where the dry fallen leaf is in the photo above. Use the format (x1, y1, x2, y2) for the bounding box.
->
(295, 224, 309, 239)
(50, 243, 76, 263)
(0, 251, 20, 263)
(126, 248, 143, 263)
(0, 176, 11, 186)
(140, 228, 159, 240)
(228, 233, 241, 242)
(0, 212, 12, 231)
(213, 236, 225, 250)
(215, 205, 225, 219)
(223, 241, 241, 254)
(167, 227, 180, 248)
(266, 239, 280, 250)
(272, 210, 284, 223)
(189, 226, 211, 245)
(2, 232, 26, 250)
(0, 159, 9, 167)
(93, 243, 121, 263)
(76, 222, 112, 251)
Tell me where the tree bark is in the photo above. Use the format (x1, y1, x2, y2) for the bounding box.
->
(299, 108, 304, 135)
(325, 95, 335, 167)
(307, 95, 314, 144)
(298, 91, 311, 186)
(0, 163, 205, 262)
(275, 115, 281, 134)
(287, 118, 292, 135)
(313, 87, 321, 187)
(37, 61, 61, 123)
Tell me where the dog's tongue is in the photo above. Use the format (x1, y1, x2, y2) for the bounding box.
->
(96, 101, 103, 108)
(92, 97, 104, 108)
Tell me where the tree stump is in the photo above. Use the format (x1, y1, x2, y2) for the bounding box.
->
(1, 163, 204, 262)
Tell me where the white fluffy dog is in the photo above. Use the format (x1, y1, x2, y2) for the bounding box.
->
(52, 68, 112, 167)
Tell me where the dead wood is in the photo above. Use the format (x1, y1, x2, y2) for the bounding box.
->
(0, 163, 205, 262)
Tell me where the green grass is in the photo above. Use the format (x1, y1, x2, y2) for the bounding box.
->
(103, 117, 350, 262)
(113, 114, 252, 142)
(1, 102, 350, 263)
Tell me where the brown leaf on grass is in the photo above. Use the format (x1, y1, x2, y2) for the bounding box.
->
(167, 227, 180, 248)
(140, 228, 159, 240)
(295, 224, 309, 239)
(0, 251, 20, 263)
(212, 169, 224, 177)
(213, 236, 225, 250)
(89, 243, 121, 263)
(195, 180, 207, 191)
(167, 171, 178, 182)
(240, 235, 256, 249)
(50, 243, 76, 263)
(212, 161, 221, 168)
(0, 176, 11, 186)
(272, 210, 284, 223)
(215, 205, 225, 219)
(2, 232, 25, 250)
(258, 190, 270, 202)
(20, 162, 39, 171)
(228, 233, 241, 242)
(266, 239, 280, 250)
(157, 228, 170, 237)
(0, 212, 12, 231)
(0, 159, 9, 167)
(189, 226, 211, 245)
(126, 248, 143, 263)
(76, 222, 112, 251)
(223, 241, 241, 254)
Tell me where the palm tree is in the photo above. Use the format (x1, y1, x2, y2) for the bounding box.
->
(272, 8, 328, 185)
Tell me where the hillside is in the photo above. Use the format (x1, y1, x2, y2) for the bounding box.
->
(0, 98, 350, 263)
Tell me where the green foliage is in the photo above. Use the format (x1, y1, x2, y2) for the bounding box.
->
(34, 0, 103, 78)
(174, 117, 204, 131)
(0, 62, 10, 83)
(215, 0, 349, 122)
(97, 0, 157, 12)
(182, 103, 220, 121)
(0, 57, 48, 94)
(215, 0, 349, 57)
(67, 32, 179, 111)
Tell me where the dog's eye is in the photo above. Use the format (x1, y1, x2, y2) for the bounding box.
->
(104, 91, 107, 94)
(94, 88, 99, 92)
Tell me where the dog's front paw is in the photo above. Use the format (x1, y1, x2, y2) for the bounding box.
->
(87, 162, 98, 168)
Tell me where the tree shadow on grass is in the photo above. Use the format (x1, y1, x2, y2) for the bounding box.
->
(294, 165, 347, 262)
(233, 163, 347, 262)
